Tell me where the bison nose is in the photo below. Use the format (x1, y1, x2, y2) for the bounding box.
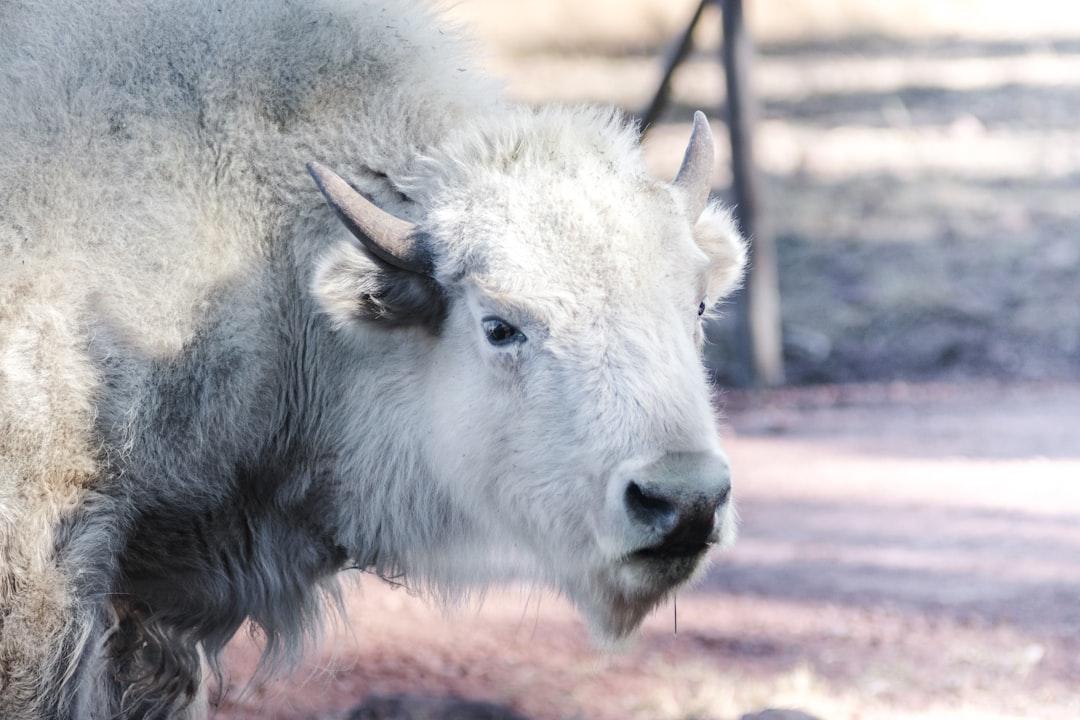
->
(622, 452, 731, 558)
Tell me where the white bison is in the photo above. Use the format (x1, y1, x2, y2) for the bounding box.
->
(0, 0, 747, 717)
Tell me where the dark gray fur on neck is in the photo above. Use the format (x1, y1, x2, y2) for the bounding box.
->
(68, 257, 354, 717)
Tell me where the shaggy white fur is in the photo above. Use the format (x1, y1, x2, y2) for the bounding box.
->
(0, 1, 746, 717)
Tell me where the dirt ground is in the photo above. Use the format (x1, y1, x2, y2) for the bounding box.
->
(214, 381, 1080, 720)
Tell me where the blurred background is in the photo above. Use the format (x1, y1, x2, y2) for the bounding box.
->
(219, 1, 1080, 718)
(453, 0, 1080, 387)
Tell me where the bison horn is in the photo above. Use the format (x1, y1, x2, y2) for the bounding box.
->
(672, 111, 715, 222)
(307, 161, 432, 274)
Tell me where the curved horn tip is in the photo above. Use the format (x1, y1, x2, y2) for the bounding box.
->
(306, 161, 342, 202)
(692, 110, 711, 137)
(688, 110, 715, 166)
(306, 161, 339, 193)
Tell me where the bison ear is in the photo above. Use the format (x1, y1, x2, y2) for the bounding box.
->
(693, 203, 748, 301)
(307, 162, 446, 331)
(312, 240, 446, 331)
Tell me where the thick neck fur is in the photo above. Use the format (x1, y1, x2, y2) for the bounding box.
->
(79, 241, 454, 714)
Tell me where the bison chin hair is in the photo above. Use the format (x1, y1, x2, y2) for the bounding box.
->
(570, 500, 738, 644)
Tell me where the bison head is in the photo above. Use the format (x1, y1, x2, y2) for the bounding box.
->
(307, 108, 746, 641)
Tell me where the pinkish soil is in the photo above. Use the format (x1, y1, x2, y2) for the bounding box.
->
(214, 382, 1080, 720)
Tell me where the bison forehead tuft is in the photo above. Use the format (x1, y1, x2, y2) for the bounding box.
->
(407, 110, 702, 307)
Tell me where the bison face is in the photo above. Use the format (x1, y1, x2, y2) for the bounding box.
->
(309, 108, 746, 641)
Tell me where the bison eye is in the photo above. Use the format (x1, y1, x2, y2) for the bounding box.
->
(698, 301, 707, 317)
(482, 316, 526, 346)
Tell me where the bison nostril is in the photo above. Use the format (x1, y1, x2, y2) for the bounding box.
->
(638, 508, 717, 560)
(624, 481, 678, 534)
(621, 452, 731, 560)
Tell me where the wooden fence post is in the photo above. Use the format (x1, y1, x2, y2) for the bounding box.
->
(721, 0, 785, 386)
(640, 0, 711, 132)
